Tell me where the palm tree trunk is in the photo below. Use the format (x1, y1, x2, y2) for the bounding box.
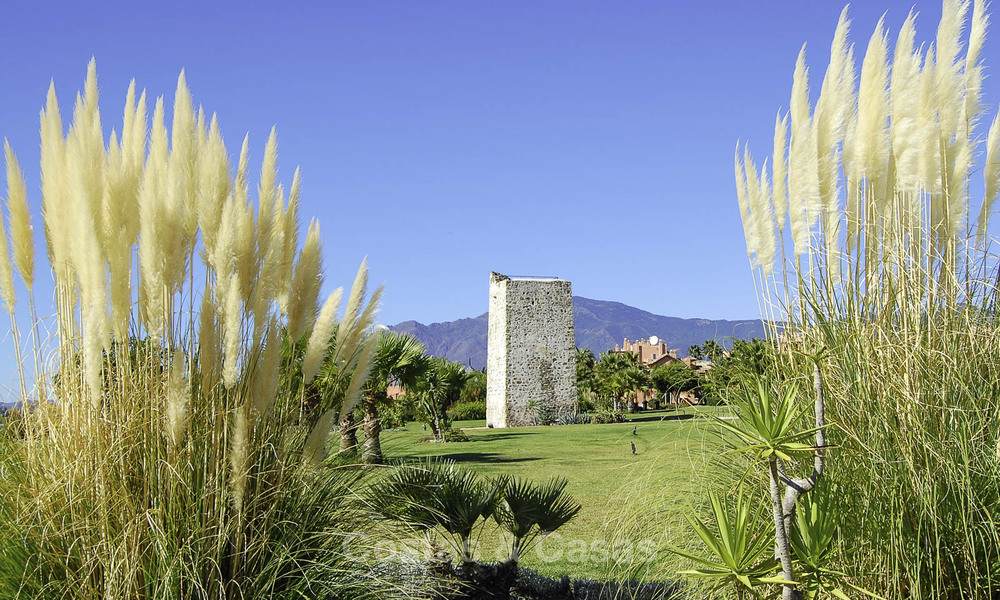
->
(339, 412, 358, 456)
(362, 398, 383, 464)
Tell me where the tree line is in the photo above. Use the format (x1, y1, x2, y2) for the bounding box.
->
(575, 338, 775, 414)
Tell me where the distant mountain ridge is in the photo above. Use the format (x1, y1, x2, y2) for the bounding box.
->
(389, 296, 766, 370)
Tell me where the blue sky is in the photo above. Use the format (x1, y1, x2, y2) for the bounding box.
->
(0, 0, 997, 395)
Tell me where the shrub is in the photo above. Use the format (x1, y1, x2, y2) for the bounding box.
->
(380, 393, 419, 429)
(447, 399, 486, 421)
(589, 410, 625, 425)
(370, 461, 581, 598)
(0, 63, 393, 599)
(736, 3, 1000, 597)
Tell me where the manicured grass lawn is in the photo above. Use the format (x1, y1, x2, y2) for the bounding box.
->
(377, 407, 728, 580)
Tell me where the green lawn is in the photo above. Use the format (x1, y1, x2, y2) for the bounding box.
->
(376, 407, 728, 580)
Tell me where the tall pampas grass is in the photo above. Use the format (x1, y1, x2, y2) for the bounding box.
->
(737, 2, 1000, 597)
(0, 63, 392, 600)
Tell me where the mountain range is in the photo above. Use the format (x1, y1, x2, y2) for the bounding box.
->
(388, 296, 766, 370)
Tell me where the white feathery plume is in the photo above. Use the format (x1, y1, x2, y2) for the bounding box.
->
(302, 287, 343, 385)
(104, 84, 146, 340)
(920, 47, 944, 197)
(753, 158, 777, 275)
(4, 141, 34, 291)
(302, 408, 337, 468)
(277, 168, 301, 314)
(165, 349, 190, 449)
(815, 7, 853, 218)
(339, 283, 383, 371)
(978, 110, 1000, 244)
(855, 15, 891, 215)
(337, 331, 379, 422)
(936, 0, 971, 136)
(170, 70, 199, 242)
(222, 269, 243, 389)
(230, 407, 248, 511)
(235, 198, 257, 305)
(286, 219, 322, 341)
(948, 104, 972, 240)
(787, 46, 817, 254)
(250, 130, 283, 344)
(891, 11, 924, 193)
(333, 260, 381, 367)
(40, 81, 75, 287)
(138, 97, 169, 342)
(251, 318, 281, 420)
(735, 143, 756, 258)
(772, 113, 790, 233)
(744, 149, 762, 266)
(259, 127, 279, 219)
(162, 72, 197, 296)
(198, 114, 230, 253)
(964, 0, 988, 127)
(0, 181, 16, 312)
(199, 289, 219, 392)
(66, 64, 111, 406)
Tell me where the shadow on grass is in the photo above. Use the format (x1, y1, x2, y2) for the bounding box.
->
(468, 431, 535, 440)
(625, 413, 696, 423)
(401, 452, 541, 465)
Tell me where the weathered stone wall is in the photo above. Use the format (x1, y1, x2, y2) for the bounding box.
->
(486, 272, 577, 428)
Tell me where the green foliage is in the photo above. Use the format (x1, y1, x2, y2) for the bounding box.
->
(412, 357, 472, 441)
(447, 400, 486, 421)
(371, 461, 497, 562)
(588, 410, 626, 424)
(789, 491, 883, 600)
(380, 393, 419, 429)
(650, 361, 698, 406)
(459, 369, 486, 405)
(370, 462, 580, 566)
(718, 379, 823, 463)
(688, 339, 726, 362)
(700, 338, 776, 404)
(593, 351, 649, 411)
(670, 486, 788, 598)
(493, 476, 582, 560)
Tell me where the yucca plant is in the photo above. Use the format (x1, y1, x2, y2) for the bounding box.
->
(736, 1, 1000, 596)
(789, 490, 881, 600)
(670, 487, 788, 600)
(0, 62, 392, 599)
(698, 370, 834, 600)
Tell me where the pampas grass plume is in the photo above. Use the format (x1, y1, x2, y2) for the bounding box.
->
(735, 144, 755, 259)
(4, 141, 34, 291)
(230, 408, 249, 511)
(287, 219, 322, 341)
(773, 113, 789, 232)
(855, 15, 891, 193)
(302, 287, 343, 385)
(198, 114, 230, 252)
(979, 110, 1000, 242)
(891, 11, 923, 192)
(138, 97, 169, 341)
(302, 408, 337, 468)
(788, 46, 818, 253)
(0, 191, 16, 312)
(166, 348, 190, 449)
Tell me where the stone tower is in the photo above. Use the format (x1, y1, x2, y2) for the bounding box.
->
(486, 272, 577, 428)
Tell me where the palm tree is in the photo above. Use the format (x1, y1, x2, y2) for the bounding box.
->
(360, 331, 427, 464)
(413, 358, 471, 441)
(594, 350, 647, 411)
